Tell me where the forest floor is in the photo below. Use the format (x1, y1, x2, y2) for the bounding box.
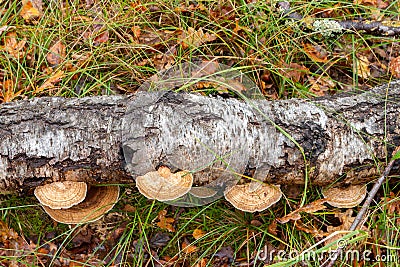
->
(0, 0, 399, 266)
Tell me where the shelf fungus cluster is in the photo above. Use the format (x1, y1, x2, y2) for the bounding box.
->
(134, 165, 369, 212)
(322, 184, 367, 208)
(34, 181, 119, 224)
(135, 166, 284, 212)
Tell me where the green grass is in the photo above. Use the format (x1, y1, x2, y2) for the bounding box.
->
(1, 184, 398, 266)
(1, 0, 400, 266)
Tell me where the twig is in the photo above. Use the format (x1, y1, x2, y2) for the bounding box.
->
(277, 1, 400, 37)
(323, 146, 400, 267)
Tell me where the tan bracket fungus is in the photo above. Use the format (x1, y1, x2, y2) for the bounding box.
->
(322, 184, 367, 208)
(34, 182, 119, 224)
(224, 181, 282, 212)
(34, 181, 87, 209)
(136, 166, 193, 201)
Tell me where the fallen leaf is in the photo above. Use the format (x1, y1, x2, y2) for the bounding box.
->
(277, 199, 327, 224)
(389, 56, 400, 78)
(131, 26, 141, 38)
(156, 210, 175, 232)
(250, 219, 262, 227)
(150, 53, 176, 71)
(324, 209, 369, 246)
(178, 27, 217, 49)
(355, 54, 371, 79)
(354, 0, 389, 9)
(0, 220, 35, 264)
(194, 258, 208, 267)
(267, 220, 278, 236)
(0, 79, 24, 103)
(46, 40, 66, 66)
(192, 229, 206, 240)
(35, 70, 64, 94)
(354, 0, 377, 6)
(303, 43, 328, 63)
(381, 192, 400, 214)
(130, 1, 148, 12)
(279, 62, 309, 82)
(308, 75, 336, 96)
(93, 31, 109, 45)
(233, 19, 251, 35)
(276, 212, 301, 224)
(182, 238, 197, 254)
(71, 52, 92, 68)
(0, 220, 19, 242)
(20, 0, 43, 21)
(301, 199, 328, 213)
(294, 220, 325, 236)
(3, 32, 27, 58)
(69, 261, 84, 267)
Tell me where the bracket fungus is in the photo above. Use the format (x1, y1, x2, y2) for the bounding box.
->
(34, 182, 119, 224)
(224, 181, 282, 212)
(136, 166, 193, 201)
(322, 184, 367, 208)
(34, 181, 87, 209)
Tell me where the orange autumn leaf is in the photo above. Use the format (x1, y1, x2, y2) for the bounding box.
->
(381, 192, 400, 214)
(182, 239, 198, 254)
(130, 1, 148, 12)
(3, 32, 27, 59)
(46, 41, 66, 66)
(303, 43, 328, 63)
(267, 220, 278, 236)
(194, 258, 208, 267)
(178, 27, 217, 49)
(131, 26, 141, 38)
(0, 80, 24, 103)
(0, 220, 19, 242)
(308, 75, 336, 96)
(192, 229, 206, 240)
(35, 70, 64, 94)
(277, 199, 327, 224)
(294, 221, 325, 236)
(20, 0, 43, 21)
(156, 210, 175, 232)
(389, 56, 400, 78)
(354, 0, 388, 8)
(356, 54, 371, 79)
(69, 261, 85, 267)
(93, 31, 109, 45)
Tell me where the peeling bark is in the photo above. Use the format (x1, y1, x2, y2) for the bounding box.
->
(1, 81, 399, 193)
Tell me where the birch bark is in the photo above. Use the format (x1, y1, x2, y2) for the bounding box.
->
(0, 81, 399, 193)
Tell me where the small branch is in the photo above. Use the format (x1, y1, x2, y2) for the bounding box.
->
(277, 1, 400, 37)
(338, 20, 400, 37)
(323, 146, 400, 267)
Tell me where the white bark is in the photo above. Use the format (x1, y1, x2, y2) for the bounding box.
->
(0, 81, 399, 193)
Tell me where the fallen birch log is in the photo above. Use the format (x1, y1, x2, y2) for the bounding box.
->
(0, 81, 399, 194)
